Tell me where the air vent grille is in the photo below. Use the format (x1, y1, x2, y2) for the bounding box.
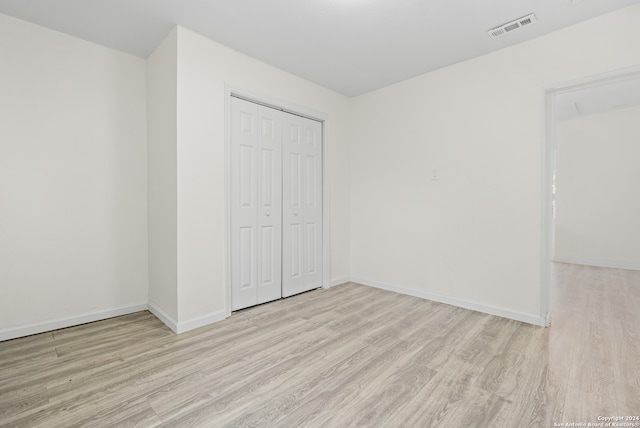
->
(488, 13, 537, 38)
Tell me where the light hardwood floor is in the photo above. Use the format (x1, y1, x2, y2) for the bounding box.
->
(1, 263, 639, 427)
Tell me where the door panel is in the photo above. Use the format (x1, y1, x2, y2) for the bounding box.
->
(232, 97, 321, 308)
(256, 104, 282, 304)
(301, 118, 323, 292)
(260, 226, 274, 284)
(289, 153, 302, 208)
(282, 113, 322, 297)
(239, 227, 255, 288)
(290, 223, 302, 278)
(305, 155, 317, 206)
(282, 114, 304, 297)
(231, 97, 282, 310)
(231, 98, 258, 310)
(239, 146, 254, 207)
(261, 149, 274, 207)
(306, 222, 317, 274)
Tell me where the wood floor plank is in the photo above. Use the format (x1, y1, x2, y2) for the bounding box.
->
(232, 301, 448, 427)
(155, 291, 421, 425)
(0, 331, 53, 354)
(0, 385, 49, 423)
(72, 396, 162, 428)
(1, 263, 638, 427)
(383, 359, 507, 428)
(234, 304, 456, 427)
(545, 315, 573, 424)
(610, 320, 640, 389)
(473, 322, 548, 404)
(615, 381, 640, 416)
(0, 332, 55, 369)
(44, 316, 329, 416)
(0, 351, 124, 396)
(552, 263, 640, 425)
(0, 349, 59, 382)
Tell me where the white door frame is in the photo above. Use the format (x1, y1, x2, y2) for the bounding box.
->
(224, 85, 331, 316)
(541, 65, 640, 326)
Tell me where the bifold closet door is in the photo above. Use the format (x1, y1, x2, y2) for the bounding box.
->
(230, 97, 282, 311)
(282, 112, 323, 297)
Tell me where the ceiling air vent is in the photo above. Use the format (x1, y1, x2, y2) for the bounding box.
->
(488, 13, 537, 38)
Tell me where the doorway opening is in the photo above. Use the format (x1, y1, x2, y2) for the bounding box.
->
(542, 67, 640, 324)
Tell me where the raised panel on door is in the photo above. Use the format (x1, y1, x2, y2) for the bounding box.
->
(282, 112, 322, 297)
(239, 226, 255, 289)
(282, 114, 304, 297)
(256, 105, 282, 304)
(231, 97, 259, 310)
(301, 118, 323, 292)
(231, 97, 283, 311)
(232, 96, 322, 308)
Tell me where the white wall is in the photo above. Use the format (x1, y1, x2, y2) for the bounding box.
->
(0, 14, 148, 339)
(555, 105, 640, 270)
(147, 28, 179, 322)
(350, 5, 640, 324)
(4, 4, 638, 337)
(154, 27, 352, 330)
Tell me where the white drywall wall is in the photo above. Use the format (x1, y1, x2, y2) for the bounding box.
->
(349, 5, 640, 323)
(0, 13, 148, 336)
(3, 4, 639, 336)
(153, 27, 352, 328)
(147, 27, 179, 322)
(555, 105, 640, 270)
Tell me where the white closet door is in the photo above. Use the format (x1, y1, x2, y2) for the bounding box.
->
(282, 113, 322, 297)
(230, 97, 282, 310)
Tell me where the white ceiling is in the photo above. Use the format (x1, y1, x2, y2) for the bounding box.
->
(0, 0, 638, 96)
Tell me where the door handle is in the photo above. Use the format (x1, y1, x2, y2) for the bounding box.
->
(265, 211, 271, 216)
(294, 211, 299, 216)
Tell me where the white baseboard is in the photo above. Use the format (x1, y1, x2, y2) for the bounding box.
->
(147, 302, 178, 333)
(0, 301, 230, 342)
(1, 274, 548, 341)
(0, 303, 148, 342)
(351, 276, 546, 327)
(176, 309, 228, 334)
(147, 302, 228, 334)
(326, 277, 350, 288)
(553, 257, 640, 271)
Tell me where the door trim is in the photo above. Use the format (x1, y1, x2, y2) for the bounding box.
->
(542, 65, 640, 327)
(224, 85, 331, 316)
